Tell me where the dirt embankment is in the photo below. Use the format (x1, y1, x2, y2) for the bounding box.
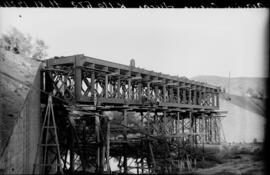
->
(195, 143, 264, 175)
(0, 49, 40, 154)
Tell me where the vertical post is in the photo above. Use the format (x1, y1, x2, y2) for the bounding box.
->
(163, 111, 167, 134)
(216, 93, 219, 108)
(169, 87, 173, 102)
(218, 117, 222, 143)
(202, 89, 206, 106)
(75, 57, 82, 102)
(117, 76, 121, 99)
(82, 121, 86, 172)
(147, 82, 150, 99)
(214, 117, 217, 143)
(207, 117, 209, 143)
(91, 69, 95, 99)
(163, 85, 167, 103)
(109, 80, 113, 98)
(177, 112, 180, 134)
(183, 89, 186, 104)
(155, 86, 159, 102)
(209, 116, 212, 143)
(106, 117, 111, 173)
(189, 87, 192, 105)
(141, 157, 144, 174)
(199, 90, 202, 106)
(193, 89, 197, 105)
(136, 158, 139, 174)
(123, 109, 128, 174)
(205, 89, 209, 106)
(138, 81, 141, 101)
(194, 117, 197, 144)
(140, 110, 144, 173)
(177, 87, 180, 104)
(70, 130, 74, 172)
(210, 116, 213, 143)
(105, 75, 108, 98)
(189, 111, 193, 145)
(147, 112, 150, 134)
(100, 116, 105, 173)
(101, 144, 105, 173)
(149, 143, 156, 173)
(189, 111, 192, 133)
(182, 114, 185, 134)
(211, 91, 215, 107)
(202, 114, 205, 160)
(205, 116, 207, 143)
(154, 112, 157, 135)
(95, 115, 100, 172)
(128, 79, 131, 100)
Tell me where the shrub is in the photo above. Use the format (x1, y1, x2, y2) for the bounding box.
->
(0, 27, 48, 60)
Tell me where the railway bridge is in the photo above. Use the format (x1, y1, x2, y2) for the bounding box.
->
(1, 54, 226, 174)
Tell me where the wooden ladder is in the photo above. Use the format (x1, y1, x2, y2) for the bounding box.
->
(33, 95, 63, 174)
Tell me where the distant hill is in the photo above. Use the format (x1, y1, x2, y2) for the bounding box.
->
(192, 76, 267, 99)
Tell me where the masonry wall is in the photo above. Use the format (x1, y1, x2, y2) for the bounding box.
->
(0, 69, 41, 174)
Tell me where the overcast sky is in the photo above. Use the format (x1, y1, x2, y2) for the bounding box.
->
(0, 8, 268, 78)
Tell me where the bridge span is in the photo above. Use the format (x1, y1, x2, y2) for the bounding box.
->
(1, 54, 226, 174)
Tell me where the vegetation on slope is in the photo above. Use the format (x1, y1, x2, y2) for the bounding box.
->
(0, 27, 48, 60)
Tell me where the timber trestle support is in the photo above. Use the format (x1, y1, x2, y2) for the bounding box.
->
(34, 55, 226, 174)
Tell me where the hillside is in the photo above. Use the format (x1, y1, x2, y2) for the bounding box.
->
(192, 75, 267, 98)
(0, 49, 40, 154)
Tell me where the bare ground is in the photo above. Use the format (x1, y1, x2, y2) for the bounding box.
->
(194, 143, 264, 175)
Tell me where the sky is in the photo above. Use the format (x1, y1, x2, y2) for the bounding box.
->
(0, 8, 268, 78)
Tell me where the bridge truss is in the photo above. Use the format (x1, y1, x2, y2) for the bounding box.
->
(35, 55, 226, 174)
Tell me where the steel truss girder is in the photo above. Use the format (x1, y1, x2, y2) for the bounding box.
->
(44, 55, 221, 109)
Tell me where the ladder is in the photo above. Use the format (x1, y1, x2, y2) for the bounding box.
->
(33, 95, 63, 174)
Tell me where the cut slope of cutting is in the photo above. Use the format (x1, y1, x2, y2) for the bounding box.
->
(0, 49, 40, 154)
(220, 97, 266, 143)
(221, 94, 265, 116)
(192, 75, 267, 98)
